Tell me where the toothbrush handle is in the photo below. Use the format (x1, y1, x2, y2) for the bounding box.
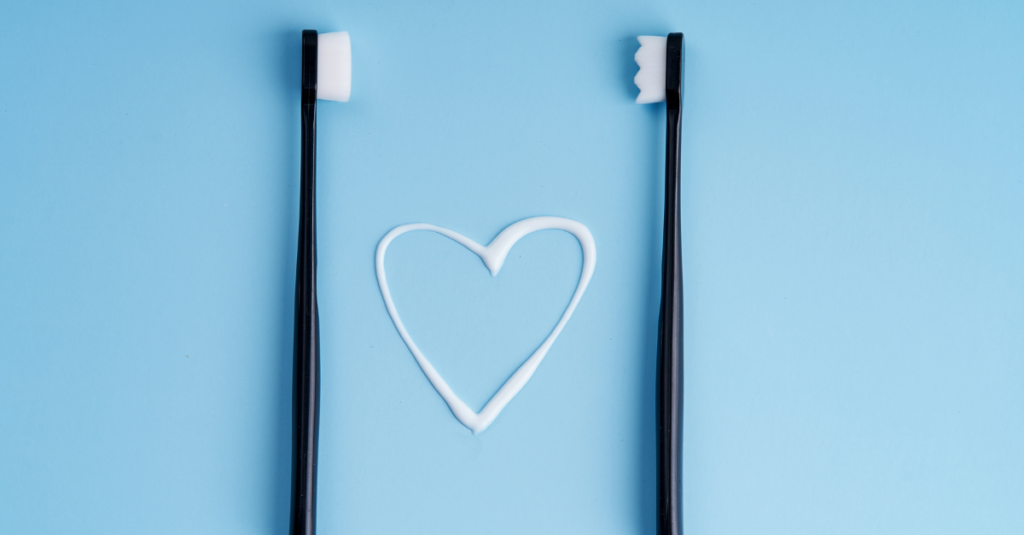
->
(657, 32, 684, 535)
(291, 29, 320, 535)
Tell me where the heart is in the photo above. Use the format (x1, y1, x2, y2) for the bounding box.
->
(375, 216, 597, 434)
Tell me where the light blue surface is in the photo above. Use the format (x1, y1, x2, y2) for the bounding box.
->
(1, 0, 1023, 533)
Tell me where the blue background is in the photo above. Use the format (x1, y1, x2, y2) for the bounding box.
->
(2, 0, 1023, 533)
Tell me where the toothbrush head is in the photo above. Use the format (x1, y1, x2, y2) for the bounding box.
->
(634, 36, 667, 104)
(317, 31, 351, 102)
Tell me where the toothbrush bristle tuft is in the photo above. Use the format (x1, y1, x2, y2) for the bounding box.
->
(634, 36, 667, 104)
(318, 31, 351, 102)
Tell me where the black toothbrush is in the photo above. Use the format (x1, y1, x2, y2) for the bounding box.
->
(289, 28, 349, 535)
(290, 28, 350, 535)
(655, 32, 684, 535)
(291, 29, 321, 535)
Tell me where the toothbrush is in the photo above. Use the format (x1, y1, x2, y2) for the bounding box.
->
(292, 29, 350, 535)
(635, 32, 685, 535)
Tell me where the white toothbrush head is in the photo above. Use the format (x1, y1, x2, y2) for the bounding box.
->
(634, 36, 667, 104)
(317, 31, 351, 102)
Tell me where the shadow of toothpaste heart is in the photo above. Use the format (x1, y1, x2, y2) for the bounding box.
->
(375, 216, 597, 433)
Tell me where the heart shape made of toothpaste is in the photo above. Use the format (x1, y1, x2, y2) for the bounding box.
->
(375, 216, 597, 434)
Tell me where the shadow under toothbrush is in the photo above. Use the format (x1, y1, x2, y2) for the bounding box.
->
(266, 28, 302, 535)
(637, 100, 665, 535)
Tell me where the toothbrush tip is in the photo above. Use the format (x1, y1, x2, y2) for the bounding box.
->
(317, 31, 351, 102)
(634, 36, 667, 104)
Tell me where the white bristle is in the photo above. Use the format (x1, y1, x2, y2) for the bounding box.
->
(634, 36, 666, 104)
(317, 31, 351, 102)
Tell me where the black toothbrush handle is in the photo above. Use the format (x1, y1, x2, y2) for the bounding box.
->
(291, 29, 320, 535)
(656, 32, 684, 535)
